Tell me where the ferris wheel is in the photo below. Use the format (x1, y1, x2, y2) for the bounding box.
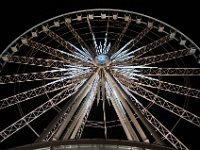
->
(0, 9, 200, 150)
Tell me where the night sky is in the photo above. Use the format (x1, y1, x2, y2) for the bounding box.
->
(0, 0, 200, 149)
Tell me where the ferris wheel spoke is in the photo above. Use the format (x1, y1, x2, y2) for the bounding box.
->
(137, 68, 200, 76)
(87, 15, 98, 53)
(65, 18, 94, 57)
(23, 39, 90, 63)
(64, 67, 94, 79)
(0, 70, 66, 84)
(7, 55, 69, 69)
(111, 23, 153, 60)
(102, 17, 111, 54)
(112, 48, 196, 66)
(113, 70, 200, 99)
(132, 48, 196, 66)
(0, 74, 89, 110)
(6, 55, 92, 69)
(126, 93, 189, 150)
(22, 38, 68, 60)
(135, 77, 200, 99)
(109, 19, 131, 54)
(132, 33, 175, 59)
(42, 26, 92, 61)
(131, 22, 154, 46)
(112, 48, 139, 62)
(123, 81, 200, 128)
(0, 84, 79, 143)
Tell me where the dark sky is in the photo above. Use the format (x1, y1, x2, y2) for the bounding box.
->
(0, 0, 200, 51)
(0, 0, 200, 149)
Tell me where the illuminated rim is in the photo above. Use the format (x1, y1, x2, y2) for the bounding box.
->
(0, 8, 200, 149)
(10, 139, 175, 150)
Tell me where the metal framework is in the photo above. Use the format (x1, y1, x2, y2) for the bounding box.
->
(0, 9, 200, 150)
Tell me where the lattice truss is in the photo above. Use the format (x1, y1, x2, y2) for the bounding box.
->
(0, 9, 200, 150)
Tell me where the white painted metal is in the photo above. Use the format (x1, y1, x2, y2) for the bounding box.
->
(0, 9, 200, 150)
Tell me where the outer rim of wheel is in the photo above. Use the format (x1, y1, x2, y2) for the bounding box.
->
(1, 8, 200, 58)
(9, 139, 175, 150)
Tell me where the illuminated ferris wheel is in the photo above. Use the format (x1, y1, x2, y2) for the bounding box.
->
(0, 9, 200, 150)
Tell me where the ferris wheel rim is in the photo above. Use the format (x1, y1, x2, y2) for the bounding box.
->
(0, 8, 199, 150)
(1, 8, 200, 58)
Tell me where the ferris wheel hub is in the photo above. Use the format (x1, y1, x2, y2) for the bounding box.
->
(95, 54, 110, 66)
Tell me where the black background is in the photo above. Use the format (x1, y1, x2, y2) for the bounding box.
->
(0, 0, 200, 149)
(0, 1, 200, 51)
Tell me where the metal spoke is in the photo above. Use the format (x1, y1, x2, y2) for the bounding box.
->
(113, 48, 196, 66)
(22, 39, 69, 60)
(65, 18, 94, 57)
(131, 48, 196, 66)
(0, 66, 92, 84)
(126, 93, 189, 150)
(111, 24, 153, 60)
(109, 20, 131, 54)
(43, 26, 92, 60)
(23, 39, 90, 63)
(118, 77, 200, 128)
(137, 68, 200, 76)
(102, 16, 111, 54)
(0, 70, 65, 84)
(135, 76, 200, 99)
(132, 33, 175, 59)
(87, 15, 98, 53)
(113, 70, 200, 99)
(6, 55, 70, 69)
(115, 78, 188, 150)
(0, 73, 91, 109)
(0, 84, 79, 142)
(8, 55, 92, 68)
(116, 79, 188, 149)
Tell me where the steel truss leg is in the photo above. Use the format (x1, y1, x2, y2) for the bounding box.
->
(105, 69, 165, 145)
(36, 70, 99, 141)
